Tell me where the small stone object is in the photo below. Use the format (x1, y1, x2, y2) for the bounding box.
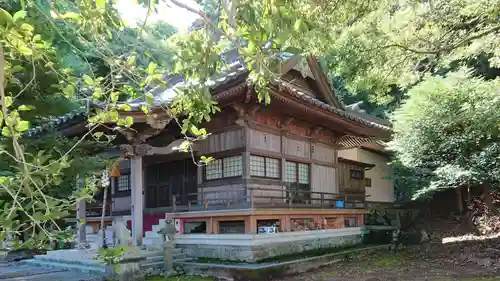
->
(391, 229, 402, 251)
(159, 219, 176, 242)
(115, 219, 132, 246)
(420, 229, 429, 243)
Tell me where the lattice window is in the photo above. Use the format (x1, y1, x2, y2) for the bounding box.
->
(250, 155, 266, 177)
(350, 169, 364, 180)
(365, 177, 372, 187)
(298, 163, 309, 184)
(223, 155, 243, 177)
(205, 159, 222, 180)
(250, 155, 280, 178)
(204, 155, 243, 180)
(117, 174, 130, 192)
(284, 161, 297, 183)
(266, 157, 280, 178)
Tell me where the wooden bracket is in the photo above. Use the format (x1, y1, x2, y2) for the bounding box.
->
(282, 117, 294, 128)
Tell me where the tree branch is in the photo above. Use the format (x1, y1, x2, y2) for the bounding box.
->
(383, 25, 500, 55)
(169, 0, 243, 51)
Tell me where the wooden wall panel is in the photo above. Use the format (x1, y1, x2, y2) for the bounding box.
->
(248, 184, 285, 204)
(284, 137, 310, 158)
(311, 164, 337, 202)
(247, 129, 281, 153)
(338, 162, 365, 194)
(199, 128, 245, 154)
(312, 143, 335, 163)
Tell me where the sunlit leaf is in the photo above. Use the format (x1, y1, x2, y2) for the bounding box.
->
(18, 105, 35, 111)
(83, 74, 94, 85)
(19, 46, 32, 56)
(12, 11, 27, 22)
(15, 120, 30, 132)
(0, 8, 13, 26)
(62, 85, 75, 96)
(2, 127, 12, 137)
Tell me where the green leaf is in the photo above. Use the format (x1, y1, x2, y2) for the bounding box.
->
(61, 12, 81, 20)
(118, 104, 132, 111)
(96, 0, 106, 10)
(83, 74, 94, 85)
(294, 19, 303, 31)
(15, 120, 30, 132)
(140, 104, 150, 114)
(93, 132, 104, 139)
(4, 96, 13, 108)
(0, 8, 13, 26)
(2, 127, 12, 137)
(12, 10, 26, 22)
(124, 116, 134, 127)
(190, 125, 200, 136)
(147, 62, 157, 75)
(20, 23, 34, 33)
(32, 34, 41, 42)
(0, 176, 8, 184)
(19, 46, 32, 56)
(145, 92, 155, 105)
(18, 105, 35, 111)
(62, 85, 75, 96)
(111, 92, 119, 102)
(127, 55, 136, 66)
(0, 111, 3, 126)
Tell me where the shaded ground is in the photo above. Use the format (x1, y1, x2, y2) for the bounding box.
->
(280, 243, 500, 281)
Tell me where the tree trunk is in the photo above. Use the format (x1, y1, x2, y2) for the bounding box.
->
(100, 185, 108, 248)
(456, 187, 463, 214)
(482, 184, 493, 212)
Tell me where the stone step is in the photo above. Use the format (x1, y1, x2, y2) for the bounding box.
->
(144, 231, 161, 238)
(152, 224, 163, 233)
(31, 255, 104, 268)
(141, 253, 186, 263)
(22, 259, 106, 274)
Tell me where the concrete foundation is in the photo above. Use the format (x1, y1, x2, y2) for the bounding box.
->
(175, 227, 363, 262)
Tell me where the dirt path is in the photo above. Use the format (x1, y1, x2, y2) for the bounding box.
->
(279, 245, 500, 281)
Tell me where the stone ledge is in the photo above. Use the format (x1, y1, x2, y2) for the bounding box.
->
(176, 244, 391, 281)
(176, 227, 362, 246)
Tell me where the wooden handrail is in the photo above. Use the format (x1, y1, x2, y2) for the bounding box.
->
(170, 185, 367, 211)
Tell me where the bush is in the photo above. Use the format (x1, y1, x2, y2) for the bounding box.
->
(363, 228, 393, 244)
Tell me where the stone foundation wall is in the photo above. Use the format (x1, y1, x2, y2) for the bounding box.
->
(175, 227, 363, 262)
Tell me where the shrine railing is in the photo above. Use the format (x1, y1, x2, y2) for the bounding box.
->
(169, 186, 367, 212)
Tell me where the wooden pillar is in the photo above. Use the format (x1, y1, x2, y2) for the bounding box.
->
(131, 155, 144, 246)
(243, 151, 251, 204)
(357, 214, 364, 226)
(249, 216, 257, 234)
(207, 217, 213, 234)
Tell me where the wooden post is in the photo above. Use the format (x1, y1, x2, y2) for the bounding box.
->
(76, 180, 87, 247)
(131, 155, 144, 246)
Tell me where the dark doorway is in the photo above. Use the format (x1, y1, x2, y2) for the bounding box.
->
(145, 159, 197, 208)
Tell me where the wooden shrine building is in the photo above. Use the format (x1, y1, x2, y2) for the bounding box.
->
(29, 52, 391, 247)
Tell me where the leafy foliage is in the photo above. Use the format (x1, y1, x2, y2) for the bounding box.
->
(390, 70, 500, 199)
(324, 0, 500, 106)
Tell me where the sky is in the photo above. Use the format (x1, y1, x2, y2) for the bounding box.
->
(115, 0, 201, 30)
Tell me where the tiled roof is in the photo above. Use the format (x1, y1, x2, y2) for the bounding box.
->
(27, 50, 391, 136)
(26, 107, 88, 137)
(273, 80, 391, 132)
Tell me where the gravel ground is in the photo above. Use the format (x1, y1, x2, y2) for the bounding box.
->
(279, 244, 500, 281)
